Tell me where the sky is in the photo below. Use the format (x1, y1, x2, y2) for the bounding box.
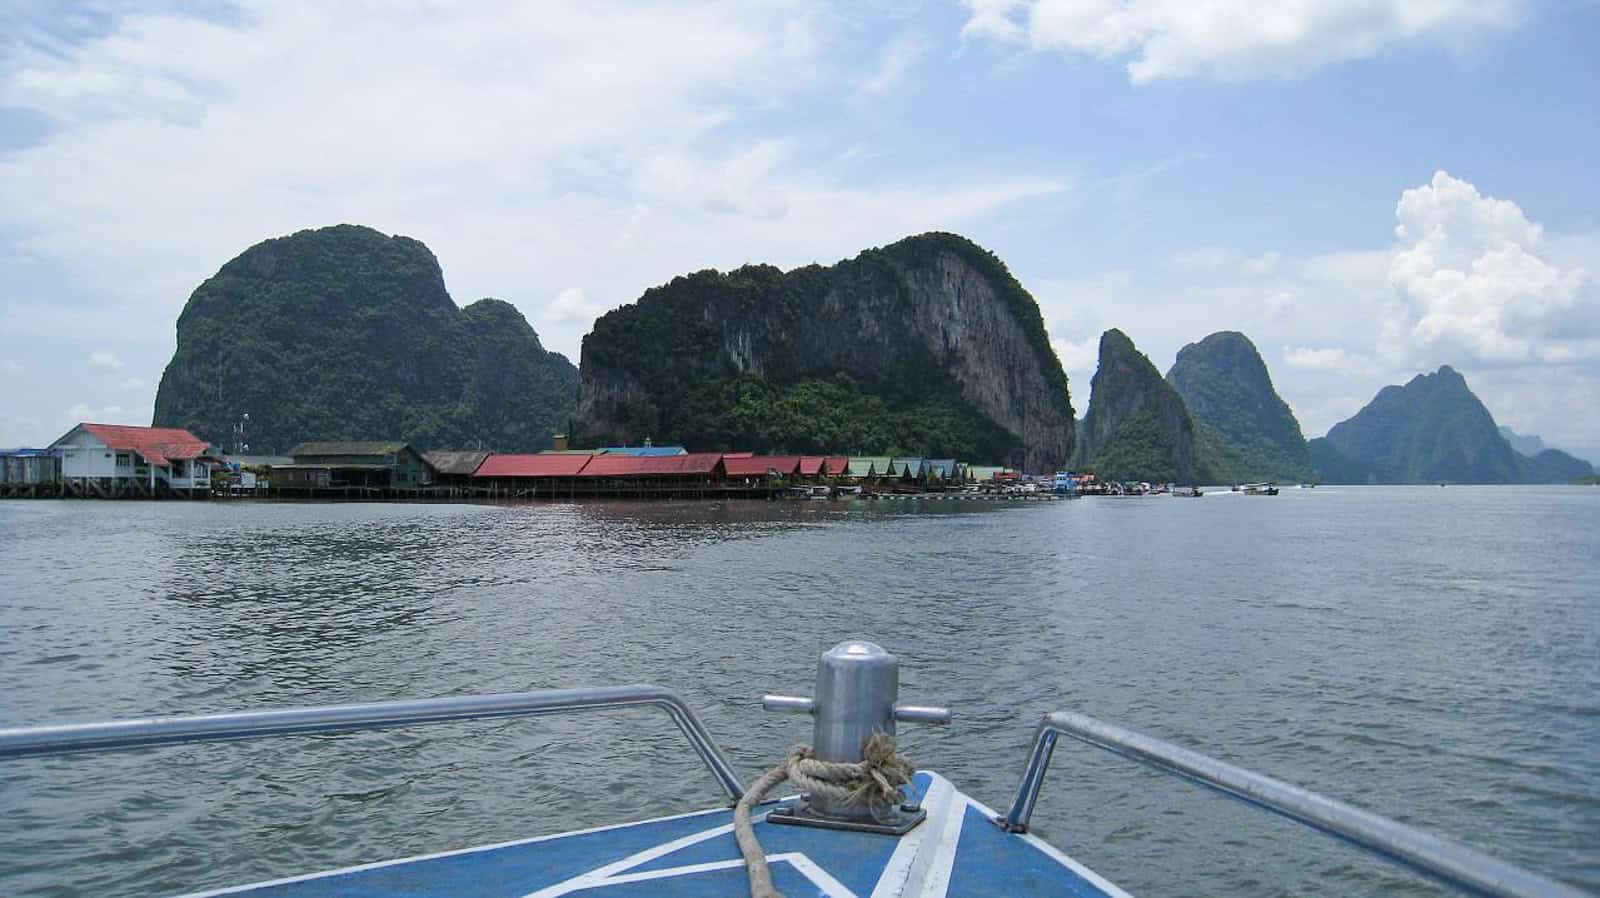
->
(2, 0, 1598, 452)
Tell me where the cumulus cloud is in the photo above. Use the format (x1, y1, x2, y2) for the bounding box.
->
(1386, 171, 1591, 366)
(960, 0, 1523, 82)
(87, 351, 123, 369)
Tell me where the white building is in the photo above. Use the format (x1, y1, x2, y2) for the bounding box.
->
(49, 423, 219, 495)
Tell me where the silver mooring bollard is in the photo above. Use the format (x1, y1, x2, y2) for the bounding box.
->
(762, 640, 952, 834)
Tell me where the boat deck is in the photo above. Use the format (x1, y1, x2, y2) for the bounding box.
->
(177, 772, 1129, 898)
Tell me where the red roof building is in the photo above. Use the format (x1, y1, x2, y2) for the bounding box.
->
(798, 456, 825, 477)
(723, 455, 802, 478)
(50, 422, 218, 491)
(474, 454, 593, 478)
(823, 456, 850, 476)
(576, 452, 724, 478)
(77, 423, 214, 466)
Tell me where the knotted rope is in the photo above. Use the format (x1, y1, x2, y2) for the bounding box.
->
(734, 732, 914, 898)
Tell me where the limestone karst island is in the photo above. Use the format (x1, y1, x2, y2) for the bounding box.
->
(3, 224, 1591, 500)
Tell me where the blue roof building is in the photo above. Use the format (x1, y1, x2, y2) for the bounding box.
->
(600, 446, 689, 457)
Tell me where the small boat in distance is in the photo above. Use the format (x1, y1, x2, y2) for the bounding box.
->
(1242, 483, 1280, 496)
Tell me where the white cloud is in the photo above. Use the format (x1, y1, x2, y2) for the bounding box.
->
(1386, 170, 1592, 366)
(1242, 252, 1281, 276)
(1168, 247, 1235, 271)
(3, 359, 19, 371)
(543, 287, 613, 326)
(857, 33, 930, 96)
(636, 142, 794, 220)
(0, 2, 1064, 364)
(1168, 248, 1281, 276)
(1051, 336, 1099, 385)
(1283, 345, 1366, 372)
(87, 350, 123, 370)
(0, 1, 838, 342)
(960, 0, 1523, 82)
(65, 401, 146, 424)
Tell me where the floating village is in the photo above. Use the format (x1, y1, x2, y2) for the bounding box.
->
(0, 422, 1291, 503)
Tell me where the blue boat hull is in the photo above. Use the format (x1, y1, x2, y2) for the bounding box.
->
(174, 772, 1130, 898)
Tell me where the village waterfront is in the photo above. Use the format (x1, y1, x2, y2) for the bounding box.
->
(1, 487, 1596, 897)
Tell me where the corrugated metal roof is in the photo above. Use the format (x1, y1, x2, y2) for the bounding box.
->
(274, 464, 392, 471)
(724, 455, 802, 477)
(65, 423, 214, 467)
(890, 457, 926, 477)
(798, 456, 825, 476)
(423, 450, 491, 476)
(599, 446, 689, 457)
(225, 455, 294, 467)
(288, 441, 410, 458)
(576, 452, 723, 477)
(0, 448, 59, 458)
(824, 456, 850, 475)
(967, 465, 1006, 481)
(475, 454, 592, 477)
(925, 458, 957, 478)
(849, 456, 891, 476)
(722, 451, 754, 458)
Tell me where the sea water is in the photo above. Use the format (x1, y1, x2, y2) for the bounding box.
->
(1, 487, 1595, 896)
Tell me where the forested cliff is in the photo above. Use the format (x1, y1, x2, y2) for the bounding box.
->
(153, 225, 576, 452)
(575, 233, 1075, 469)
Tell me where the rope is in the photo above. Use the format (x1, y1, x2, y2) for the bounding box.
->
(734, 733, 915, 898)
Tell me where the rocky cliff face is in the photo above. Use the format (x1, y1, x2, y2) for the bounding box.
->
(576, 233, 1075, 469)
(1321, 366, 1524, 483)
(153, 225, 577, 453)
(1166, 331, 1312, 482)
(1076, 329, 1199, 482)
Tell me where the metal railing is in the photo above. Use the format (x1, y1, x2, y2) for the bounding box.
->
(0, 684, 746, 801)
(998, 711, 1589, 898)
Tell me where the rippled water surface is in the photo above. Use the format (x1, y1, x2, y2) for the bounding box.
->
(1, 488, 1596, 897)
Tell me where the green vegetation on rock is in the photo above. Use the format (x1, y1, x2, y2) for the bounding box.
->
(1316, 365, 1595, 483)
(1520, 448, 1595, 483)
(673, 375, 1020, 458)
(576, 232, 1075, 469)
(1166, 331, 1313, 483)
(1307, 437, 1384, 484)
(153, 225, 577, 453)
(1076, 329, 1200, 482)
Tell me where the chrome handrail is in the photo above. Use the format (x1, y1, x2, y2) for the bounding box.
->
(0, 684, 746, 801)
(998, 710, 1589, 898)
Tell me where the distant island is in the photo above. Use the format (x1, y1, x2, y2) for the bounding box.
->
(153, 226, 577, 453)
(1309, 366, 1593, 484)
(140, 224, 1591, 486)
